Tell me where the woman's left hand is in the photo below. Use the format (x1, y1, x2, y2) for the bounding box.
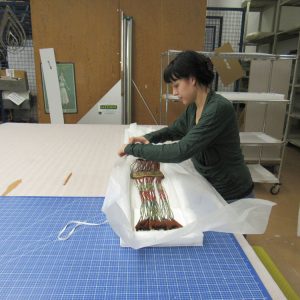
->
(118, 144, 128, 157)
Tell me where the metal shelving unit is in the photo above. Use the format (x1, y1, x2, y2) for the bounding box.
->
(242, 0, 277, 12)
(239, 132, 283, 144)
(287, 36, 300, 147)
(162, 92, 288, 110)
(160, 50, 296, 194)
(243, 0, 300, 49)
(288, 136, 300, 147)
(243, 0, 300, 148)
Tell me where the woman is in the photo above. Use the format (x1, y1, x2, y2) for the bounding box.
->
(118, 50, 254, 202)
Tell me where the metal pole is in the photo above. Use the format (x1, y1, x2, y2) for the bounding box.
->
(126, 17, 133, 124)
(165, 50, 170, 124)
(278, 33, 300, 180)
(121, 14, 133, 125)
(120, 11, 125, 124)
(242, 0, 251, 52)
(271, 0, 281, 54)
(160, 53, 163, 124)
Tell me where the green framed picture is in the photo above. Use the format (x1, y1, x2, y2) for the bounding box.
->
(42, 63, 77, 114)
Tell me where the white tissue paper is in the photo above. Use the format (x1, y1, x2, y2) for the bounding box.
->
(102, 123, 276, 249)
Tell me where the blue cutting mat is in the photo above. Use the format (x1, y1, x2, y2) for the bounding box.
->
(0, 196, 271, 300)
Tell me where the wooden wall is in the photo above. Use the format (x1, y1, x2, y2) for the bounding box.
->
(31, 0, 206, 124)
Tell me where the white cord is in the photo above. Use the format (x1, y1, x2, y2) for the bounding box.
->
(132, 80, 159, 125)
(58, 220, 108, 241)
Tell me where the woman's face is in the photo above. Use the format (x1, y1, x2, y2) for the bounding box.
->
(172, 77, 197, 105)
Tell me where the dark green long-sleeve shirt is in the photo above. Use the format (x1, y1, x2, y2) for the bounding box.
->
(125, 91, 253, 200)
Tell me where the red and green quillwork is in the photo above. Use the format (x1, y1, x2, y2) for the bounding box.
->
(130, 159, 182, 231)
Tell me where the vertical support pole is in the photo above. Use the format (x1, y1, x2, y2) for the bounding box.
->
(165, 50, 170, 125)
(283, 34, 300, 144)
(120, 11, 125, 124)
(121, 13, 133, 124)
(126, 17, 133, 124)
(257, 4, 263, 53)
(271, 0, 281, 54)
(159, 53, 163, 125)
(242, 0, 251, 52)
(278, 34, 300, 180)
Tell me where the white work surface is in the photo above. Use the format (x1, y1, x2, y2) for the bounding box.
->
(0, 122, 285, 299)
(0, 123, 126, 196)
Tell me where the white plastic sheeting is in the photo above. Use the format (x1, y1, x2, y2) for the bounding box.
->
(102, 124, 276, 249)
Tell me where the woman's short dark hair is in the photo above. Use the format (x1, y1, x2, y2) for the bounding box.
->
(163, 50, 214, 87)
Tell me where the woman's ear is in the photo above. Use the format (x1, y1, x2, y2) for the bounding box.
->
(190, 77, 197, 86)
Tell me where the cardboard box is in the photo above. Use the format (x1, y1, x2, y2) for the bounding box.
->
(211, 43, 245, 86)
(0, 69, 29, 92)
(0, 69, 27, 79)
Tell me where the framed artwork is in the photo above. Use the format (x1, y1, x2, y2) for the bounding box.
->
(42, 63, 77, 113)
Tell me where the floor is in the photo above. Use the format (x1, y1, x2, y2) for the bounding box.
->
(248, 144, 300, 296)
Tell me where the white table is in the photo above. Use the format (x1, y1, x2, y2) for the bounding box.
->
(0, 122, 285, 299)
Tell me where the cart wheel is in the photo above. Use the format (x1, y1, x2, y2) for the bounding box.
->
(270, 184, 280, 195)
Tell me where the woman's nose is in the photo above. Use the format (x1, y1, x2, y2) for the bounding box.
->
(173, 88, 178, 95)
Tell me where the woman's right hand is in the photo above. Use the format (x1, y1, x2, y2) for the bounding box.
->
(128, 136, 150, 144)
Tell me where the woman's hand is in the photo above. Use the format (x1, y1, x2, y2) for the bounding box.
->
(118, 144, 128, 157)
(118, 136, 149, 157)
(128, 136, 150, 144)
